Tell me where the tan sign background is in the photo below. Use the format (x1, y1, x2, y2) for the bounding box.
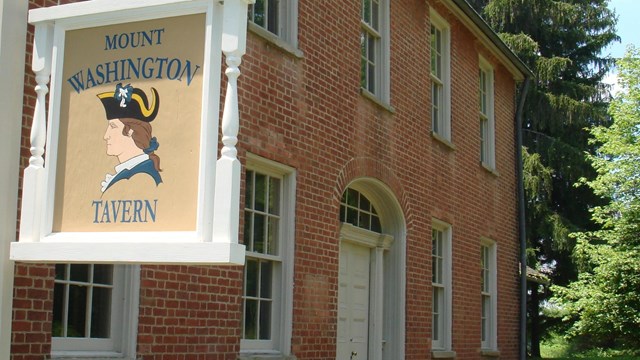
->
(53, 14, 205, 232)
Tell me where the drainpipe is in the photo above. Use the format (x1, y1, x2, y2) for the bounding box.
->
(516, 77, 530, 360)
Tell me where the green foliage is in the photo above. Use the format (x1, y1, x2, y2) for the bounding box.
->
(538, 331, 640, 358)
(552, 46, 640, 350)
(475, 0, 620, 355)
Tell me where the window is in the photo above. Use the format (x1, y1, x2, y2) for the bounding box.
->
(480, 240, 497, 350)
(242, 155, 295, 354)
(52, 264, 139, 357)
(430, 10, 451, 141)
(361, 0, 390, 102)
(432, 221, 452, 352)
(248, 0, 298, 47)
(340, 187, 382, 232)
(479, 57, 495, 169)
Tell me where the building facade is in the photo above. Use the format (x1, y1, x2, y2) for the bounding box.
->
(8, 0, 530, 359)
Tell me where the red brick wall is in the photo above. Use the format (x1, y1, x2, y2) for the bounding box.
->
(14, 0, 522, 358)
(239, 0, 520, 358)
(136, 265, 243, 359)
(11, 264, 54, 360)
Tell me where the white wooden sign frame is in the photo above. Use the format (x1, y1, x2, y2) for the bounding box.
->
(11, 0, 251, 264)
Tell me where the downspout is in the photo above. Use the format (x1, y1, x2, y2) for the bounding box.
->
(516, 77, 530, 360)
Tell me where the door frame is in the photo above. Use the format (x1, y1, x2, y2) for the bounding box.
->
(339, 223, 393, 360)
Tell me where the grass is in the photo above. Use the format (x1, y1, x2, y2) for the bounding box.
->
(534, 333, 640, 359)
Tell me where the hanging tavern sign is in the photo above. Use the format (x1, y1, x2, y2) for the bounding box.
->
(10, 0, 252, 264)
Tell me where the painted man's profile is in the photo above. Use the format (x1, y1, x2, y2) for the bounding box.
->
(97, 83, 163, 193)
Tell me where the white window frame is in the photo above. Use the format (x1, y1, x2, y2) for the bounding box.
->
(248, 0, 299, 48)
(361, 0, 391, 103)
(430, 9, 451, 142)
(431, 220, 453, 353)
(479, 56, 495, 169)
(240, 154, 295, 356)
(480, 239, 498, 351)
(51, 264, 140, 359)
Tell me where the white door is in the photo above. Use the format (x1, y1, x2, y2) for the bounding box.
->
(337, 241, 371, 360)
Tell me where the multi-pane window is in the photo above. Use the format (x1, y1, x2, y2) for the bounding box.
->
(242, 158, 294, 354)
(431, 25, 443, 134)
(430, 10, 451, 141)
(54, 264, 113, 339)
(361, 0, 389, 102)
(432, 222, 452, 352)
(361, 0, 380, 94)
(432, 229, 444, 345)
(249, 0, 279, 36)
(479, 57, 495, 168)
(248, 0, 298, 47)
(340, 187, 382, 233)
(480, 241, 497, 350)
(52, 264, 137, 356)
(243, 169, 281, 342)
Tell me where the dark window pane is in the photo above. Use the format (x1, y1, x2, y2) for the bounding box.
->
(245, 259, 259, 297)
(70, 264, 88, 282)
(367, 35, 376, 63)
(254, 173, 267, 212)
(52, 283, 65, 337)
(371, 215, 382, 233)
(91, 287, 112, 338)
(245, 171, 254, 208)
(359, 212, 371, 230)
(254, 0, 265, 27)
(254, 213, 266, 253)
(244, 299, 258, 339)
(268, 177, 280, 215)
(432, 258, 437, 283)
(347, 188, 359, 207)
(244, 211, 253, 250)
(267, 0, 279, 34)
(363, 0, 371, 23)
(372, 0, 379, 30)
(93, 265, 113, 285)
(267, 217, 279, 256)
(368, 62, 376, 92)
(55, 264, 66, 280)
(359, 193, 371, 212)
(259, 300, 272, 340)
(260, 261, 272, 298)
(346, 207, 358, 226)
(67, 285, 87, 337)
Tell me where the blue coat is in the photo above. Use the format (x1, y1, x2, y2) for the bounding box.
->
(104, 159, 162, 192)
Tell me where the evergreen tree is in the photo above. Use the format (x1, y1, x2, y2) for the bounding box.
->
(472, 0, 618, 356)
(553, 46, 640, 349)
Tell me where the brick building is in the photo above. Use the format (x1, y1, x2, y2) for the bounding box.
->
(1, 0, 531, 359)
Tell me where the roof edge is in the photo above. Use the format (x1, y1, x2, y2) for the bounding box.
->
(444, 0, 533, 80)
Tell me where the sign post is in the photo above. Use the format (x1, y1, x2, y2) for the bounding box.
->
(11, 0, 252, 264)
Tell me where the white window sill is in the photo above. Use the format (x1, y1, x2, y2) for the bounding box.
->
(360, 88, 395, 113)
(431, 131, 456, 151)
(481, 162, 499, 177)
(239, 352, 297, 360)
(432, 350, 457, 358)
(480, 349, 501, 357)
(248, 22, 304, 59)
(50, 351, 132, 360)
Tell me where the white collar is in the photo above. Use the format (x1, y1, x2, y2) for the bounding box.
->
(115, 153, 149, 173)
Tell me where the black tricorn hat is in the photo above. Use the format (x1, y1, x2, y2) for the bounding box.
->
(97, 83, 160, 122)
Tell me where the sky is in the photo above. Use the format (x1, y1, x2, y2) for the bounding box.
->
(604, 0, 640, 59)
(602, 0, 640, 91)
